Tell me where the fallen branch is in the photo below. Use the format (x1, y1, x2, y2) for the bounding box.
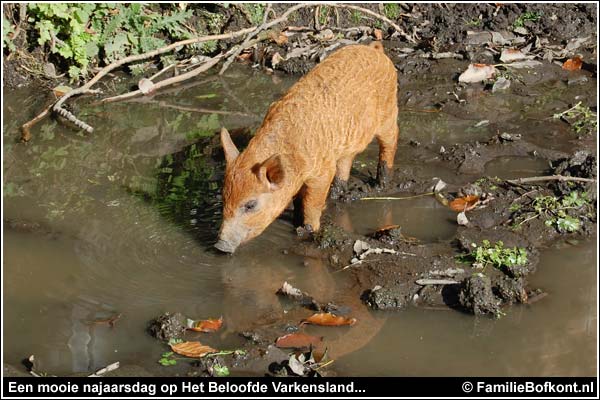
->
(20, 101, 53, 142)
(507, 175, 596, 185)
(126, 98, 257, 119)
(415, 278, 460, 286)
(360, 192, 434, 201)
(88, 362, 120, 377)
(219, 3, 273, 75)
(100, 56, 223, 104)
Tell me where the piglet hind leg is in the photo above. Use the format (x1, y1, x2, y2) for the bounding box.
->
(375, 123, 399, 188)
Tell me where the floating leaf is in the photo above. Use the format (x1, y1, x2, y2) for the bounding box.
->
(458, 63, 496, 83)
(301, 312, 356, 327)
(449, 195, 480, 212)
(562, 56, 583, 71)
(170, 341, 216, 358)
(275, 333, 323, 349)
(186, 317, 223, 333)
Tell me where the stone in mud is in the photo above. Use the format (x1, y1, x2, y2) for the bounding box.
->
(362, 284, 413, 310)
(459, 274, 501, 317)
(494, 276, 528, 304)
(147, 312, 186, 341)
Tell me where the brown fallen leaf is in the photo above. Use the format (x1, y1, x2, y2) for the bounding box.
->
(301, 312, 356, 327)
(275, 332, 323, 349)
(170, 341, 216, 358)
(448, 195, 480, 212)
(186, 317, 223, 333)
(562, 56, 583, 71)
(269, 31, 288, 46)
(373, 28, 383, 41)
(458, 63, 496, 83)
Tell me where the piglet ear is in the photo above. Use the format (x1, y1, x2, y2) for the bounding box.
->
(258, 154, 286, 191)
(220, 127, 239, 164)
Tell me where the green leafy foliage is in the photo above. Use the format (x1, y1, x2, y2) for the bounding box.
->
(512, 191, 591, 233)
(158, 351, 177, 366)
(553, 102, 597, 136)
(383, 3, 401, 20)
(212, 364, 230, 377)
(462, 240, 528, 272)
(513, 11, 541, 28)
(3, 14, 16, 51)
(243, 3, 266, 25)
(25, 4, 197, 80)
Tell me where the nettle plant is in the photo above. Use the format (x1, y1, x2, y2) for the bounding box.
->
(27, 3, 202, 80)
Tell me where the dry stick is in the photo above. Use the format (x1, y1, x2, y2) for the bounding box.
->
(126, 99, 256, 118)
(361, 192, 434, 201)
(329, 3, 416, 43)
(102, 33, 269, 104)
(20, 102, 53, 142)
(507, 175, 596, 185)
(100, 56, 223, 104)
(219, 3, 278, 75)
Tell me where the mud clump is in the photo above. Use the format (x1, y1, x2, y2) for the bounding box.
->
(147, 312, 186, 341)
(312, 222, 352, 250)
(551, 151, 597, 197)
(494, 276, 528, 304)
(362, 284, 413, 310)
(459, 274, 501, 317)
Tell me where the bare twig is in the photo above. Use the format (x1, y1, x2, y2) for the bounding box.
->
(126, 99, 257, 119)
(360, 192, 434, 201)
(100, 56, 223, 104)
(88, 362, 120, 377)
(20, 102, 53, 142)
(507, 175, 596, 185)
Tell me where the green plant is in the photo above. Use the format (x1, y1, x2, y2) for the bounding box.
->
(3, 14, 15, 51)
(383, 3, 401, 20)
(513, 11, 540, 28)
(553, 102, 597, 135)
(318, 5, 330, 26)
(465, 18, 481, 27)
(243, 3, 265, 25)
(513, 191, 590, 233)
(350, 10, 363, 24)
(212, 364, 230, 377)
(462, 240, 528, 272)
(158, 351, 178, 366)
(26, 4, 195, 80)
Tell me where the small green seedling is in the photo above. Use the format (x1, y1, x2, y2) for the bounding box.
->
(460, 240, 528, 272)
(159, 351, 177, 366)
(513, 11, 541, 28)
(553, 102, 597, 136)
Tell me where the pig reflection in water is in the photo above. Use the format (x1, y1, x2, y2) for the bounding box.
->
(220, 248, 385, 359)
(215, 42, 399, 253)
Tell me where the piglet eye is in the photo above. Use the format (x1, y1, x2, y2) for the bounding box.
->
(242, 200, 258, 212)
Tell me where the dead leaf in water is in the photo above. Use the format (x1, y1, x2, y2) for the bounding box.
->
(499, 48, 528, 63)
(275, 332, 323, 349)
(562, 56, 583, 71)
(458, 63, 496, 83)
(170, 341, 216, 358)
(449, 195, 480, 212)
(301, 312, 356, 327)
(186, 317, 223, 333)
(52, 85, 72, 98)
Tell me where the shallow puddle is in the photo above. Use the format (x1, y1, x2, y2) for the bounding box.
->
(2, 60, 596, 376)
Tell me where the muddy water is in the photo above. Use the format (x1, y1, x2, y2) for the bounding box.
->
(3, 60, 596, 376)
